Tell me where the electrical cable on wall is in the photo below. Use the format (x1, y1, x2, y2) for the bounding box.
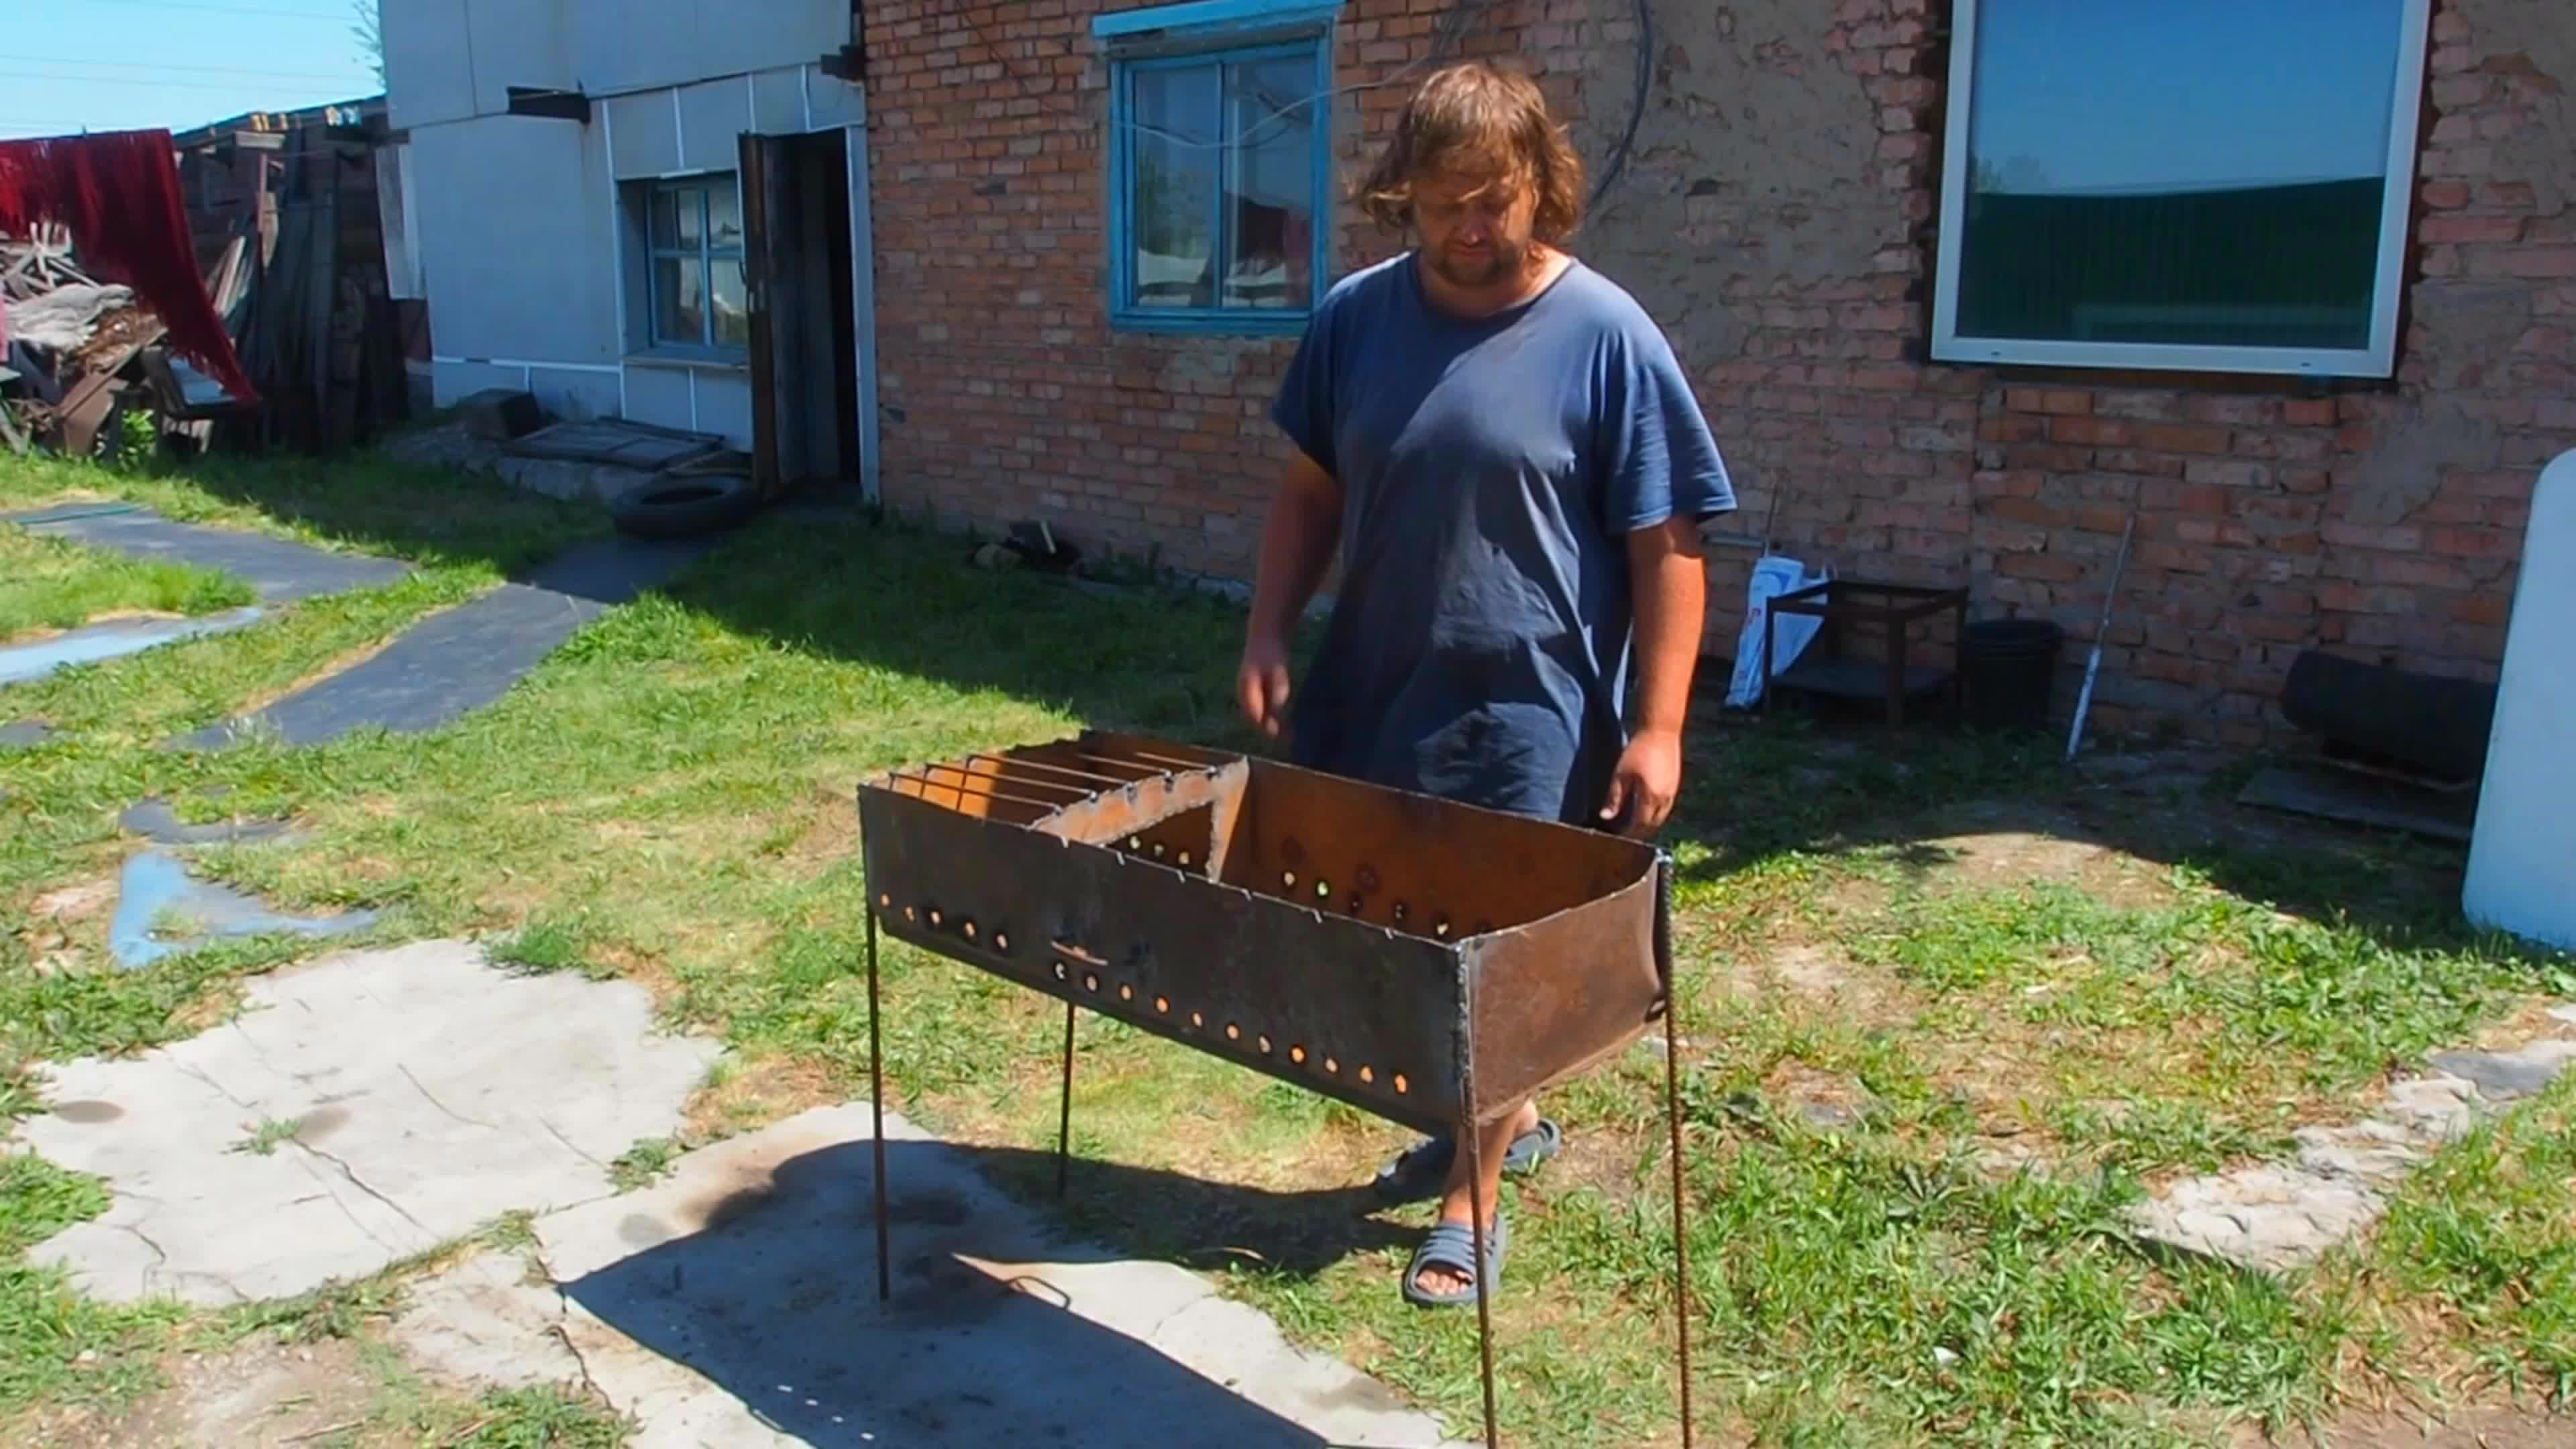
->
(1589, 0, 1654, 210)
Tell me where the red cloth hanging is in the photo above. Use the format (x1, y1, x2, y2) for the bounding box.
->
(0, 128, 259, 405)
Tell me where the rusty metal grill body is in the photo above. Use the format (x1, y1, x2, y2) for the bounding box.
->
(855, 731, 1694, 1448)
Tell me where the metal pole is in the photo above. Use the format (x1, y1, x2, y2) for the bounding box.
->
(1056, 1000, 1076, 1198)
(2065, 505, 2139, 764)
(867, 904, 890, 1303)
(1658, 857, 1696, 1449)
(1464, 1104, 1500, 1449)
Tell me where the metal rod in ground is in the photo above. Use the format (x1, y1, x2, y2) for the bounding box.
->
(1464, 1105, 1501, 1449)
(1657, 857, 1697, 1449)
(1056, 1000, 1075, 1199)
(867, 905, 890, 1303)
(2064, 508, 2141, 763)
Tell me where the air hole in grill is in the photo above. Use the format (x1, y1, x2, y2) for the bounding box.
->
(1257, 1034, 1272, 1053)
(1225, 1023, 1240, 1040)
(1358, 1065, 1374, 1084)
(1190, 1011, 1204, 1028)
(1083, 973, 1099, 992)
(1324, 1057, 1338, 1074)
(1281, 871, 1297, 890)
(1155, 996, 1169, 1013)
(995, 933, 1010, 953)
(1178, 851, 1193, 867)
(1118, 983, 1133, 1001)
(1289, 1045, 1306, 1064)
(1315, 879, 1331, 900)
(1053, 961, 1068, 981)
(1393, 1073, 1409, 1094)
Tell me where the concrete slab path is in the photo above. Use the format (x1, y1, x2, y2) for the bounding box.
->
(4, 504, 411, 604)
(19, 939, 720, 1305)
(180, 535, 714, 750)
(0, 607, 266, 686)
(395, 1103, 1466, 1449)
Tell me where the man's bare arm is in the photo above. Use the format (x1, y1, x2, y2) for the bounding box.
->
(1599, 514, 1709, 835)
(1238, 450, 1345, 738)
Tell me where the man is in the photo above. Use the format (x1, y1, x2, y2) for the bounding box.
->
(1236, 61, 1736, 1307)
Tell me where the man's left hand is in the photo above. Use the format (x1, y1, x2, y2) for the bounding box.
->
(1598, 727, 1682, 839)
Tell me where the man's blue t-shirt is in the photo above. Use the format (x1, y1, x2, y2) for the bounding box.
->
(1269, 253, 1737, 826)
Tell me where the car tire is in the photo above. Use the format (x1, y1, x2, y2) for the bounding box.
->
(608, 473, 759, 540)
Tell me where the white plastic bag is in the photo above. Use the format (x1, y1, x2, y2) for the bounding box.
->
(1725, 554, 1831, 708)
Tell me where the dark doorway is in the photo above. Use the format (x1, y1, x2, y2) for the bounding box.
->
(740, 129, 861, 502)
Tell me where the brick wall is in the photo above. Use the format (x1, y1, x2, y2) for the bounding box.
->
(859, 0, 2575, 746)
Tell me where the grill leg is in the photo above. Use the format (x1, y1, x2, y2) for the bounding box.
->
(1664, 974, 1696, 1447)
(867, 905, 890, 1305)
(1056, 1000, 1076, 1199)
(1464, 1110, 1500, 1449)
(1657, 853, 1696, 1448)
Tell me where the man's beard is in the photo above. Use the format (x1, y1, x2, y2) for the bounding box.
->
(1426, 236, 1529, 290)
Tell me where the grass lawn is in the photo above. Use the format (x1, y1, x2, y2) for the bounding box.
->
(1, 442, 2572, 1447)
(0, 525, 253, 645)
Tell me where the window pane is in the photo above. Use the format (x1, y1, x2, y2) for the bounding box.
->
(669, 186, 704, 250)
(653, 256, 704, 345)
(708, 178, 743, 252)
(1955, 0, 2406, 352)
(649, 189, 683, 250)
(711, 260, 749, 350)
(1224, 56, 1317, 311)
(1129, 65, 1222, 310)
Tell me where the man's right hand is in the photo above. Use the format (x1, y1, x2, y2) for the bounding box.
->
(1237, 633, 1294, 739)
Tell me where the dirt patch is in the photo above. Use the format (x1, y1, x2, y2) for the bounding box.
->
(778, 786, 861, 876)
(22, 1338, 379, 1449)
(683, 1051, 844, 1140)
(2243, 1405, 2576, 1448)
(30, 878, 118, 923)
(1899, 800, 2182, 910)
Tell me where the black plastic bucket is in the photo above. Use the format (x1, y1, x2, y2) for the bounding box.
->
(1962, 619, 2065, 734)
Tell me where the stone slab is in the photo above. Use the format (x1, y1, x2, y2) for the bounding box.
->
(1, 719, 56, 748)
(2428, 1042, 2576, 1102)
(0, 606, 266, 686)
(4, 506, 409, 604)
(178, 537, 714, 750)
(2128, 1035, 2576, 1273)
(105, 849, 372, 972)
(118, 796, 302, 847)
(2237, 765, 2477, 844)
(395, 1104, 1464, 1449)
(19, 939, 720, 1305)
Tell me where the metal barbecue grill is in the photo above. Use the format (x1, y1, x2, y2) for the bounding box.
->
(856, 730, 1699, 1448)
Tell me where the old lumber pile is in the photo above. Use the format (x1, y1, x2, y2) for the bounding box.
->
(0, 225, 254, 458)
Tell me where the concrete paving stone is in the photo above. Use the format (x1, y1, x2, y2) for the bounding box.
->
(0, 606, 266, 686)
(0, 719, 56, 747)
(118, 796, 303, 847)
(2551, 1004, 2576, 1029)
(18, 939, 720, 1305)
(4, 506, 409, 604)
(395, 1104, 1466, 1449)
(105, 848, 373, 971)
(2427, 1043, 2576, 1103)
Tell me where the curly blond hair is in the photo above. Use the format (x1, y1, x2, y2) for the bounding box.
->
(1356, 62, 1586, 243)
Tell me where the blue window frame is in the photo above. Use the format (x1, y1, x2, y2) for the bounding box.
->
(631, 173, 748, 358)
(1097, 1, 1340, 335)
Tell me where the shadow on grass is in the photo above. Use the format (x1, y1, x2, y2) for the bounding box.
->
(99, 444, 2566, 975)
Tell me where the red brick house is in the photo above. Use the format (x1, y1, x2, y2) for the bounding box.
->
(857, 0, 2575, 747)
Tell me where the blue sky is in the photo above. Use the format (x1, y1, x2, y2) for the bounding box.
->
(1970, 0, 2407, 193)
(0, 0, 379, 142)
